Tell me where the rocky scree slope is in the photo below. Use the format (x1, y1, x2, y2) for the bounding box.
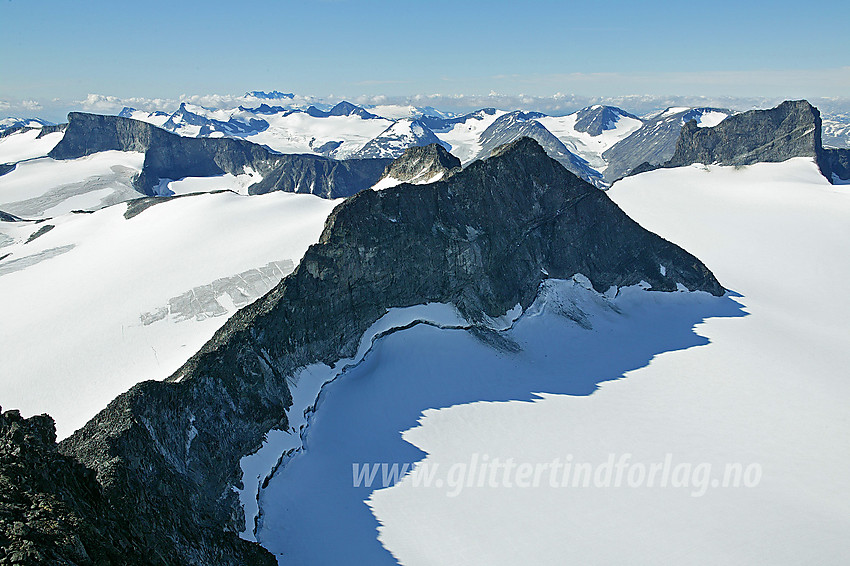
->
(48, 112, 391, 198)
(3, 138, 722, 564)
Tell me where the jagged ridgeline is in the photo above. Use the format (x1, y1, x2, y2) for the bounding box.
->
(48, 112, 393, 198)
(5, 138, 722, 565)
(631, 100, 850, 182)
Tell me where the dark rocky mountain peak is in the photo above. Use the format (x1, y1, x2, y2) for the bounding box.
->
(573, 105, 639, 136)
(667, 100, 820, 168)
(376, 142, 462, 186)
(35, 136, 723, 564)
(328, 101, 378, 119)
(5, 135, 723, 564)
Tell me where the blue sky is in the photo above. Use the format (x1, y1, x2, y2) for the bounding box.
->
(1, 0, 848, 119)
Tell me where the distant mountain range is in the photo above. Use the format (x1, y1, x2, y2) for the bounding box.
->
(5, 97, 850, 187)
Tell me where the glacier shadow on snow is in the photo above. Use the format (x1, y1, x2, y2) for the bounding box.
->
(256, 287, 747, 565)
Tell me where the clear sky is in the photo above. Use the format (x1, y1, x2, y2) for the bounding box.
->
(1, 0, 848, 118)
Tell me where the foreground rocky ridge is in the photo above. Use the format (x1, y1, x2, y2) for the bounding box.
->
(48, 113, 391, 198)
(5, 138, 722, 564)
(0, 409, 151, 565)
(631, 100, 850, 182)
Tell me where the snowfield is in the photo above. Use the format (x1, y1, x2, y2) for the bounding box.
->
(0, 190, 339, 438)
(251, 158, 849, 565)
(538, 110, 642, 171)
(0, 128, 65, 165)
(435, 110, 506, 163)
(0, 151, 145, 217)
(247, 112, 392, 158)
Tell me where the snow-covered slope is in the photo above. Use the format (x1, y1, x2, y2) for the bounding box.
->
(249, 107, 391, 158)
(426, 108, 506, 163)
(0, 117, 53, 133)
(822, 112, 850, 148)
(353, 119, 447, 159)
(0, 127, 65, 165)
(118, 107, 171, 128)
(537, 105, 642, 172)
(353, 158, 848, 565)
(0, 190, 339, 438)
(0, 151, 144, 217)
(123, 100, 395, 158)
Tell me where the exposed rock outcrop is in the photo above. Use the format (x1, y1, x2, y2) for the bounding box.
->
(375, 143, 461, 187)
(48, 113, 391, 198)
(628, 100, 849, 183)
(0, 409, 153, 565)
(42, 138, 722, 564)
(573, 105, 640, 136)
(666, 100, 819, 168)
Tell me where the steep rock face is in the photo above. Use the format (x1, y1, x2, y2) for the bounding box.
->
(0, 210, 20, 222)
(475, 112, 604, 186)
(0, 409, 153, 565)
(642, 100, 849, 183)
(375, 143, 461, 187)
(54, 138, 722, 564)
(666, 100, 820, 168)
(819, 147, 850, 181)
(48, 113, 390, 198)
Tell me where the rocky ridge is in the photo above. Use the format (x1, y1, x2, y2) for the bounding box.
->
(48, 112, 391, 198)
(43, 137, 722, 564)
(636, 100, 850, 183)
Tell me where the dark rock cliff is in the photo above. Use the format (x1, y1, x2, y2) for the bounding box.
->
(5, 138, 723, 564)
(630, 100, 849, 183)
(48, 113, 391, 198)
(666, 100, 820, 168)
